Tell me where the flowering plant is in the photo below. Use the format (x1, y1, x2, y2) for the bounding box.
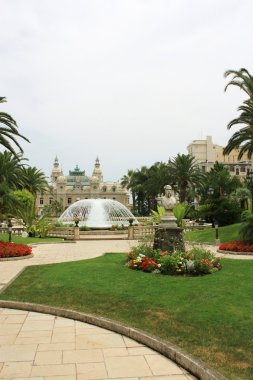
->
(219, 241, 253, 253)
(0, 241, 32, 258)
(127, 243, 222, 276)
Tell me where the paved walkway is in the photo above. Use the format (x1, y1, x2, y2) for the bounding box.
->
(0, 308, 195, 379)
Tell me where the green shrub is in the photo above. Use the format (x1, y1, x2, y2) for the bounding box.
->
(160, 253, 184, 274)
(79, 226, 91, 231)
(239, 214, 253, 242)
(241, 210, 252, 222)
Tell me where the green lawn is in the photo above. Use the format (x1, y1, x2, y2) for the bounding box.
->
(184, 223, 241, 243)
(1, 253, 252, 380)
(0, 233, 63, 244)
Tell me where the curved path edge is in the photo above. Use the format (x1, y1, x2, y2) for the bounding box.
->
(0, 300, 227, 380)
(217, 249, 253, 256)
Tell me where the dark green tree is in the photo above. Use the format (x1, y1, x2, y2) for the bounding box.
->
(168, 154, 206, 202)
(20, 166, 48, 197)
(223, 68, 253, 159)
(0, 97, 29, 156)
(0, 151, 25, 189)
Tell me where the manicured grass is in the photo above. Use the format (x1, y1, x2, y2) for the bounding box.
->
(1, 253, 252, 379)
(184, 223, 241, 243)
(0, 233, 63, 244)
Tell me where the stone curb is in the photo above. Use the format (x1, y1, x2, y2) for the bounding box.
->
(0, 253, 34, 261)
(217, 249, 253, 256)
(0, 300, 227, 380)
(29, 241, 75, 246)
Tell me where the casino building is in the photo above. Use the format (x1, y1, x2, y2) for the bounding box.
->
(36, 157, 129, 216)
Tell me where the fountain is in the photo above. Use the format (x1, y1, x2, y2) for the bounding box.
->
(58, 199, 138, 229)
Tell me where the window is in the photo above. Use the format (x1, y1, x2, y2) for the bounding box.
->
(240, 167, 246, 173)
(49, 198, 53, 204)
(93, 186, 97, 190)
(201, 166, 205, 172)
(112, 186, 116, 192)
(68, 198, 72, 204)
(102, 186, 107, 192)
(113, 197, 116, 200)
(230, 166, 235, 172)
(40, 198, 44, 205)
(236, 168, 239, 175)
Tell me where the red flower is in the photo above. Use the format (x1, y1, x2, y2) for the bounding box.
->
(0, 241, 32, 258)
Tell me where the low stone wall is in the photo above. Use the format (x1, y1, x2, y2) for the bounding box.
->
(128, 225, 155, 240)
(0, 227, 24, 236)
(47, 227, 75, 240)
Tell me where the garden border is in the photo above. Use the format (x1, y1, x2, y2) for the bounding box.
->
(217, 249, 253, 256)
(0, 300, 227, 380)
(0, 253, 34, 261)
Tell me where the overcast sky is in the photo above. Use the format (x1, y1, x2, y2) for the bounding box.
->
(1, 0, 253, 181)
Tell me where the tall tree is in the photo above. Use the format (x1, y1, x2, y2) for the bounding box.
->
(0, 151, 26, 189)
(0, 97, 29, 156)
(223, 68, 253, 159)
(168, 154, 206, 202)
(20, 166, 48, 197)
(200, 162, 241, 201)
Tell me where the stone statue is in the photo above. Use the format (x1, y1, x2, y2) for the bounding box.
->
(154, 185, 185, 252)
(157, 185, 178, 214)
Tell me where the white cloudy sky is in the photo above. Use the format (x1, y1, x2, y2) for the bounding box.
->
(1, 0, 253, 181)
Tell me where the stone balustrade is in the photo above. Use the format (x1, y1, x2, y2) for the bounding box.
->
(128, 225, 155, 240)
(47, 227, 77, 240)
(0, 226, 24, 236)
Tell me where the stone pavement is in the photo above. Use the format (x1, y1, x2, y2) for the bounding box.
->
(0, 308, 195, 380)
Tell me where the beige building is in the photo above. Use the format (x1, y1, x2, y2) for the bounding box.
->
(36, 157, 129, 216)
(187, 136, 252, 177)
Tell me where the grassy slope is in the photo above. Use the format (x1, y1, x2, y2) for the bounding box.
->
(184, 223, 241, 243)
(1, 253, 252, 380)
(0, 233, 63, 244)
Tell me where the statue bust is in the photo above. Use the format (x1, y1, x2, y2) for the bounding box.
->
(157, 185, 178, 213)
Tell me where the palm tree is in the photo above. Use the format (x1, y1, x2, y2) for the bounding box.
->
(0, 151, 26, 189)
(20, 166, 48, 197)
(0, 97, 30, 156)
(168, 154, 206, 202)
(223, 69, 253, 159)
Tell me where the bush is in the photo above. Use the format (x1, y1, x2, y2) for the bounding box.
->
(127, 243, 222, 276)
(198, 198, 241, 226)
(0, 241, 32, 258)
(239, 214, 253, 242)
(79, 226, 91, 231)
(241, 210, 252, 222)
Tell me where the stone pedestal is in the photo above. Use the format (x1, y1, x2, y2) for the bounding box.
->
(153, 215, 185, 252)
(74, 226, 80, 240)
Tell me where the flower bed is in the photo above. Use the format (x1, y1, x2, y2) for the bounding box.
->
(127, 243, 222, 275)
(0, 241, 32, 258)
(219, 240, 253, 253)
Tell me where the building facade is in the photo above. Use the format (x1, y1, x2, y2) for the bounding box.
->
(187, 136, 252, 177)
(36, 157, 129, 216)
